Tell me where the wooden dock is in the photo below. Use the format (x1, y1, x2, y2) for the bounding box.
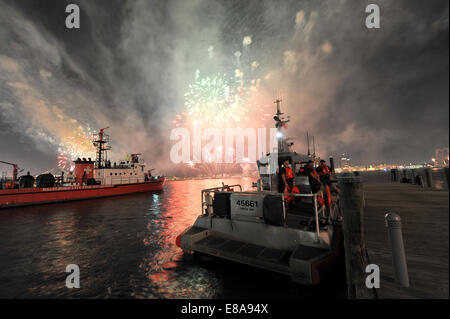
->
(363, 179, 449, 298)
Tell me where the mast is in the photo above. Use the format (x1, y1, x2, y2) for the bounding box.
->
(312, 135, 316, 156)
(92, 127, 111, 168)
(273, 99, 290, 152)
(275, 98, 282, 119)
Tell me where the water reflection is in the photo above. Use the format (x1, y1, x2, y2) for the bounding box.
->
(133, 178, 254, 299)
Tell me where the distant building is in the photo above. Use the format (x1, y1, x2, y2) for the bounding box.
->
(434, 148, 449, 167)
(339, 153, 351, 170)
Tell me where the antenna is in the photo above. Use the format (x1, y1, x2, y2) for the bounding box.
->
(312, 136, 316, 156)
(274, 98, 283, 117)
(306, 132, 310, 156)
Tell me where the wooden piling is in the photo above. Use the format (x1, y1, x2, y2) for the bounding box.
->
(401, 169, 407, 182)
(444, 167, 449, 189)
(417, 175, 425, 188)
(390, 169, 398, 182)
(338, 174, 377, 299)
(410, 169, 416, 184)
(424, 168, 434, 188)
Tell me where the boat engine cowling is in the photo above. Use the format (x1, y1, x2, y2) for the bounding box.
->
(212, 192, 231, 218)
(262, 195, 285, 226)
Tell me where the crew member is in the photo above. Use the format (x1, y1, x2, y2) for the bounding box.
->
(317, 160, 331, 183)
(305, 160, 325, 207)
(305, 160, 321, 191)
(280, 159, 294, 192)
(280, 159, 299, 205)
(316, 160, 332, 210)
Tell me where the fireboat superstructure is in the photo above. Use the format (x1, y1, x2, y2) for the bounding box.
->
(176, 99, 343, 285)
(65, 127, 154, 186)
(0, 127, 165, 208)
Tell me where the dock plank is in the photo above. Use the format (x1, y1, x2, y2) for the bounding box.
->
(363, 182, 449, 299)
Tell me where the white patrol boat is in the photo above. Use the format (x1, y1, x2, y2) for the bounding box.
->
(176, 100, 343, 285)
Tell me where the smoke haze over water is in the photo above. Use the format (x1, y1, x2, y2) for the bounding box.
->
(0, 0, 448, 175)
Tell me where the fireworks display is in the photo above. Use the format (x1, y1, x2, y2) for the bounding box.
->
(172, 35, 272, 130)
(57, 126, 96, 171)
(171, 35, 273, 177)
(180, 72, 254, 128)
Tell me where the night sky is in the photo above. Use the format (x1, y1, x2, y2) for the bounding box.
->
(0, 0, 448, 174)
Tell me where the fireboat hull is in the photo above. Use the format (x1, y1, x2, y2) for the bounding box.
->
(0, 178, 165, 209)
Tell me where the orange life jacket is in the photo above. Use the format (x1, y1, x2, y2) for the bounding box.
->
(284, 166, 294, 179)
(318, 165, 331, 176)
(310, 168, 319, 179)
(284, 185, 300, 204)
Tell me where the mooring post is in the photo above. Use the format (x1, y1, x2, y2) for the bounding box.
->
(401, 169, 407, 182)
(417, 175, 425, 188)
(424, 168, 434, 188)
(444, 167, 449, 189)
(338, 174, 377, 299)
(410, 169, 416, 184)
(390, 169, 397, 182)
(385, 212, 409, 287)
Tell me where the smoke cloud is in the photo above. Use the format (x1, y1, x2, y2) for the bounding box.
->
(0, 0, 448, 175)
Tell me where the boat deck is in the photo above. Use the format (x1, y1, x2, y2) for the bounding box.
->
(196, 235, 292, 271)
(285, 201, 327, 231)
(182, 225, 338, 285)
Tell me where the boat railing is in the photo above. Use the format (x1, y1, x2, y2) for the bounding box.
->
(201, 185, 324, 238)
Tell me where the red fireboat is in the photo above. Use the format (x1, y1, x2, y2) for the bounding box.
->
(0, 127, 165, 208)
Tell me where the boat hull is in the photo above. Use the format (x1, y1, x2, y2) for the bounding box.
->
(0, 178, 165, 209)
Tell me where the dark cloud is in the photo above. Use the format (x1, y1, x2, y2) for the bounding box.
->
(0, 0, 448, 175)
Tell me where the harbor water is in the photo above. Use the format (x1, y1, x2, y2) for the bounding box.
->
(0, 178, 346, 298)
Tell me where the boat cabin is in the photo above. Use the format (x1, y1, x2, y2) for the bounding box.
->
(257, 151, 320, 193)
